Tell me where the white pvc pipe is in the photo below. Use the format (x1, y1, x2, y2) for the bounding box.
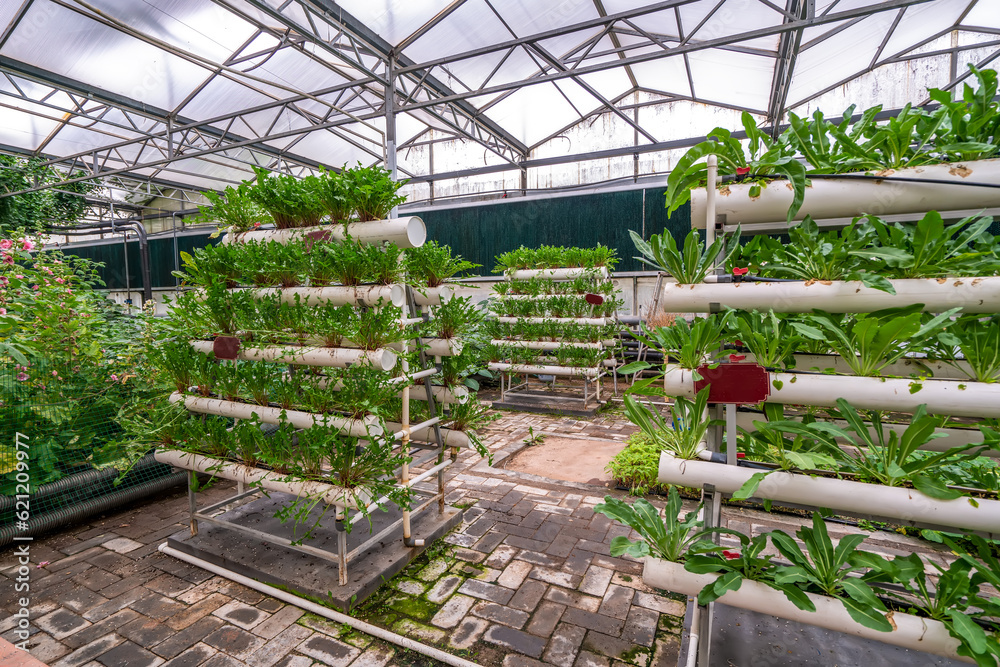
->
(733, 411, 999, 457)
(490, 339, 604, 350)
(690, 158, 1000, 227)
(496, 316, 610, 326)
(224, 217, 426, 248)
(499, 294, 594, 300)
(656, 453, 1000, 534)
(661, 364, 1000, 417)
(313, 376, 470, 405)
(154, 449, 366, 508)
(420, 337, 463, 357)
(506, 267, 609, 281)
(382, 421, 471, 448)
(659, 277, 1000, 314)
(169, 393, 383, 437)
(157, 544, 484, 667)
(642, 558, 969, 663)
(488, 362, 601, 378)
(770, 354, 975, 381)
(412, 285, 453, 306)
(190, 340, 396, 371)
(251, 285, 405, 308)
(705, 154, 717, 245)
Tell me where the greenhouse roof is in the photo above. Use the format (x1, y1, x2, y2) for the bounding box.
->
(0, 0, 998, 203)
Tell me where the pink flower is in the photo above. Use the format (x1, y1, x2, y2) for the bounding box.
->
(2, 254, 12, 265)
(33, 285, 39, 290)
(66, 289, 72, 294)
(733, 267, 749, 276)
(0, 308, 5, 315)
(21, 240, 33, 251)
(0, 240, 11, 250)
(55, 278, 65, 284)
(110, 374, 119, 382)
(52, 370, 58, 377)
(722, 550, 741, 560)
(15, 372, 28, 381)
(14, 274, 22, 279)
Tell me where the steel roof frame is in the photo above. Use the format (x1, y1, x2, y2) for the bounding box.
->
(0, 0, 993, 206)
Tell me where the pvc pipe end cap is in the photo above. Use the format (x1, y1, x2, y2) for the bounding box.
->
(404, 217, 426, 249)
(437, 285, 453, 304)
(389, 284, 406, 307)
(451, 340, 464, 356)
(379, 349, 398, 371)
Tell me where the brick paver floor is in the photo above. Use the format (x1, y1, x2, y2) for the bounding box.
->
(0, 407, 953, 667)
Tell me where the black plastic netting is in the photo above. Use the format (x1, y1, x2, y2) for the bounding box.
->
(0, 364, 179, 544)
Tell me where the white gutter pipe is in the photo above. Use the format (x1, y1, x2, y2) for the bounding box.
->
(311, 377, 469, 405)
(224, 217, 426, 248)
(190, 340, 396, 371)
(496, 317, 610, 326)
(250, 285, 405, 308)
(661, 364, 1000, 418)
(168, 393, 383, 438)
(766, 354, 976, 381)
(642, 558, 969, 663)
(382, 422, 471, 449)
(505, 267, 609, 281)
(690, 158, 1000, 227)
(656, 453, 1000, 535)
(154, 449, 367, 508)
(658, 277, 1000, 314)
(158, 543, 484, 667)
(412, 285, 453, 306)
(733, 411, 999, 458)
(490, 339, 604, 350)
(488, 362, 601, 378)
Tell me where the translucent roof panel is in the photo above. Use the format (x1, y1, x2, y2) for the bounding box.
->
(0, 0, 995, 199)
(2, 0, 211, 111)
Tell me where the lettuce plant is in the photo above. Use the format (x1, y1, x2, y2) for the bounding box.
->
(341, 163, 407, 221)
(631, 228, 738, 284)
(405, 240, 479, 287)
(595, 487, 722, 562)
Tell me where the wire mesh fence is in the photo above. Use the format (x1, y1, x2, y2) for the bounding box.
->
(0, 362, 181, 546)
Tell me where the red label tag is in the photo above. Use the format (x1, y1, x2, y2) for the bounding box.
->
(694, 363, 770, 404)
(303, 229, 333, 252)
(585, 293, 604, 305)
(213, 336, 241, 360)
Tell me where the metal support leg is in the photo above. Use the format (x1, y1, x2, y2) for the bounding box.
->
(337, 509, 348, 586)
(726, 404, 738, 466)
(698, 484, 719, 667)
(188, 471, 198, 537)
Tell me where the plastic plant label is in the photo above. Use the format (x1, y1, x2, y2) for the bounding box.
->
(585, 293, 605, 305)
(213, 336, 241, 360)
(694, 363, 770, 404)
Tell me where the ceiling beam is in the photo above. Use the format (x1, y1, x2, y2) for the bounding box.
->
(390, 0, 935, 114)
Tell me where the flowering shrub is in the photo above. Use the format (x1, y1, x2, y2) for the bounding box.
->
(0, 231, 146, 492)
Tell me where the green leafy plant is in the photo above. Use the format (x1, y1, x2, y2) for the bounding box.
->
(623, 388, 714, 460)
(731, 310, 801, 369)
(192, 182, 269, 234)
(793, 305, 961, 376)
(605, 432, 666, 495)
(594, 487, 723, 562)
(770, 513, 894, 632)
(638, 313, 731, 373)
(936, 314, 1000, 383)
(631, 228, 739, 284)
(769, 399, 981, 499)
(248, 167, 326, 229)
(342, 163, 407, 221)
(663, 113, 806, 221)
(405, 240, 480, 287)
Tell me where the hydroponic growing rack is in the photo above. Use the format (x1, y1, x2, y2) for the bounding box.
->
(651, 159, 1000, 666)
(489, 264, 619, 417)
(155, 215, 470, 591)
